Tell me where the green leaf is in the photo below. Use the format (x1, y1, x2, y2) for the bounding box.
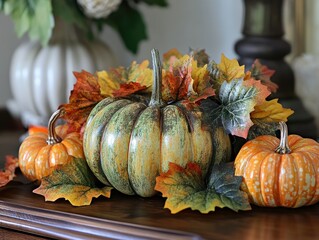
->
(138, 0, 168, 7)
(155, 162, 251, 214)
(3, 0, 53, 45)
(28, 0, 53, 45)
(0, 0, 6, 10)
(33, 158, 112, 206)
(204, 78, 270, 138)
(52, 0, 93, 39)
(105, 1, 147, 54)
(207, 163, 251, 212)
(3, 0, 30, 37)
(207, 60, 221, 92)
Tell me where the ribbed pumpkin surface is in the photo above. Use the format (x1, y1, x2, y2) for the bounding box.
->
(235, 134, 319, 207)
(19, 125, 84, 182)
(83, 97, 213, 197)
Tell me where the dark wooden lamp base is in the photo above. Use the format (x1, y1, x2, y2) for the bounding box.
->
(235, 0, 317, 138)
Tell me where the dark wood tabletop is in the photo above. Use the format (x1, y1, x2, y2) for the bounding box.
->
(1, 129, 319, 240)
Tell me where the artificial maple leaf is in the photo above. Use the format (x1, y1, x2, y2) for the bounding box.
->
(191, 48, 210, 67)
(155, 162, 251, 214)
(251, 59, 278, 93)
(203, 78, 270, 138)
(113, 82, 148, 98)
(186, 88, 216, 106)
(97, 71, 121, 97)
(59, 70, 104, 133)
(163, 48, 183, 62)
(162, 55, 215, 105)
(98, 60, 153, 98)
(218, 54, 245, 83)
(0, 155, 19, 188)
(191, 62, 211, 94)
(251, 98, 294, 122)
(183, 63, 216, 107)
(162, 55, 195, 102)
(33, 158, 112, 206)
(242, 78, 270, 105)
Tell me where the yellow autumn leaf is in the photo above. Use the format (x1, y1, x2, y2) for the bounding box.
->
(97, 60, 153, 97)
(251, 98, 294, 122)
(97, 71, 121, 97)
(191, 61, 210, 93)
(33, 158, 112, 206)
(218, 54, 245, 82)
(127, 60, 153, 88)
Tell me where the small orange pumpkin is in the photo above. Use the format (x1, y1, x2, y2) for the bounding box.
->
(235, 121, 319, 208)
(19, 109, 84, 182)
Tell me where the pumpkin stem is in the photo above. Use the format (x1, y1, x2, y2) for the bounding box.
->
(275, 121, 291, 154)
(46, 109, 62, 145)
(149, 48, 165, 107)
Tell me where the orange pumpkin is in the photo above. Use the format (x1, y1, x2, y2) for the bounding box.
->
(19, 109, 84, 182)
(234, 121, 319, 208)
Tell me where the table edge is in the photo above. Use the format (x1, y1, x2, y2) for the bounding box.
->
(0, 200, 202, 240)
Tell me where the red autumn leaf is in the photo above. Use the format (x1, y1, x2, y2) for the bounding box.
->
(189, 87, 216, 104)
(0, 155, 19, 187)
(112, 82, 148, 98)
(181, 87, 216, 110)
(162, 56, 195, 102)
(59, 70, 104, 133)
(251, 59, 278, 93)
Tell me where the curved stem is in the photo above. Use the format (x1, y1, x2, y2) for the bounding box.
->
(275, 121, 291, 154)
(149, 48, 165, 107)
(46, 109, 62, 145)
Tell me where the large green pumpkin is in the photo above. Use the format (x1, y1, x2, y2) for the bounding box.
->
(83, 49, 231, 197)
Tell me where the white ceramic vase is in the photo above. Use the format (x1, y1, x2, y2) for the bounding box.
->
(7, 19, 117, 127)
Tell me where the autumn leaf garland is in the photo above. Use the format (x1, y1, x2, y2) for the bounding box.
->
(60, 48, 293, 139)
(9, 48, 295, 211)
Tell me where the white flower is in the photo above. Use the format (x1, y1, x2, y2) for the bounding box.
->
(77, 0, 122, 19)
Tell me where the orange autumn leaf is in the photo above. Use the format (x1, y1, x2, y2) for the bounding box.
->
(33, 158, 112, 206)
(251, 98, 294, 122)
(162, 55, 215, 105)
(59, 70, 104, 133)
(0, 155, 19, 187)
(162, 55, 195, 102)
(113, 82, 148, 98)
(163, 48, 183, 62)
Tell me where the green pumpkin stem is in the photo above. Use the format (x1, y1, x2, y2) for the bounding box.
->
(275, 121, 291, 154)
(46, 109, 62, 145)
(149, 48, 165, 107)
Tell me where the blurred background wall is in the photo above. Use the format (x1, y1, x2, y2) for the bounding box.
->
(0, 0, 298, 109)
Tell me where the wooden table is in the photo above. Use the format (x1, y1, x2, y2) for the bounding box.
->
(1, 130, 319, 240)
